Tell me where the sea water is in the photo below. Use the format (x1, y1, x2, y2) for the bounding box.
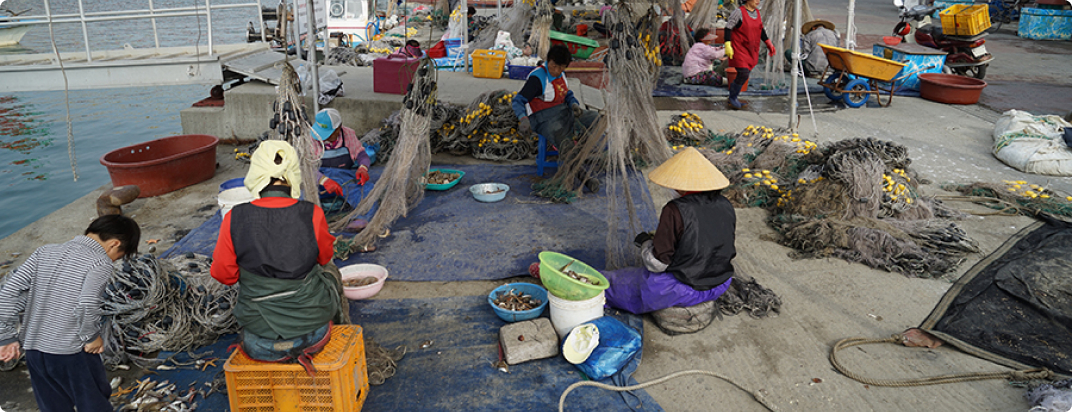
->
(0, 0, 260, 239)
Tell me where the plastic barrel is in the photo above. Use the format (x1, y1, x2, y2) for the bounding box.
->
(548, 290, 605, 338)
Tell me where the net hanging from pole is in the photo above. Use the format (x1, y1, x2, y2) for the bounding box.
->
(332, 58, 438, 258)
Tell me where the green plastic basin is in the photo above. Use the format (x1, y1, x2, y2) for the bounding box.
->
(538, 251, 609, 301)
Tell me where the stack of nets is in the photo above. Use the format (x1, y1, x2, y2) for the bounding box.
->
(361, 90, 536, 164)
(666, 121, 980, 278)
(324, 39, 404, 66)
(941, 181, 1072, 219)
(101, 253, 238, 370)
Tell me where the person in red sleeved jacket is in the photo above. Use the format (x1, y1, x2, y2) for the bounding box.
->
(211, 140, 347, 366)
(724, 0, 775, 109)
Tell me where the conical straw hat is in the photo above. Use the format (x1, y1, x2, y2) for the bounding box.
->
(648, 147, 730, 191)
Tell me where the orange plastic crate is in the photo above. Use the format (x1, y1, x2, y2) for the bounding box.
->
(225, 325, 369, 412)
(472, 49, 507, 79)
(940, 4, 991, 36)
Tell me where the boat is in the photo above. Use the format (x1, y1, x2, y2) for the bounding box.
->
(0, 8, 36, 47)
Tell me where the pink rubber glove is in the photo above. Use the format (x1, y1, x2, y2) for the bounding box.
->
(355, 165, 370, 186)
(764, 39, 775, 57)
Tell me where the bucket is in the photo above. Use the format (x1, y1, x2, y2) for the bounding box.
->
(576, 24, 588, 37)
(548, 290, 605, 339)
(726, 68, 749, 92)
(218, 177, 254, 216)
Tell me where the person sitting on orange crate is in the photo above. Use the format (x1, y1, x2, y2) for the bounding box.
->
(211, 141, 344, 373)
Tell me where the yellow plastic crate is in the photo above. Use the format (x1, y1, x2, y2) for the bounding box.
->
(225, 325, 369, 412)
(940, 4, 991, 36)
(472, 49, 507, 79)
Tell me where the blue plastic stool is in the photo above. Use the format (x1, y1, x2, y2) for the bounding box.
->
(536, 134, 559, 176)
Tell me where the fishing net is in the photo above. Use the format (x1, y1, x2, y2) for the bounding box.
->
(685, 0, 721, 31)
(468, 0, 536, 54)
(651, 270, 781, 335)
(532, 5, 671, 268)
(101, 253, 238, 370)
(332, 58, 437, 257)
(941, 181, 1072, 219)
(659, 0, 692, 66)
(669, 121, 979, 278)
(363, 91, 534, 164)
(365, 336, 407, 385)
(270, 61, 324, 208)
(532, 0, 554, 59)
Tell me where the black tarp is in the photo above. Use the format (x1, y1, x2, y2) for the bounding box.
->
(920, 218, 1072, 377)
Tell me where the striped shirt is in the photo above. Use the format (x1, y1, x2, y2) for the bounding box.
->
(0, 236, 113, 354)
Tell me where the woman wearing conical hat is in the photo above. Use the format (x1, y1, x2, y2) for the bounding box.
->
(603, 147, 736, 315)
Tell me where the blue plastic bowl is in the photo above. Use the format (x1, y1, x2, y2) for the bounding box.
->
(425, 169, 465, 191)
(469, 183, 509, 202)
(219, 177, 245, 192)
(488, 283, 548, 322)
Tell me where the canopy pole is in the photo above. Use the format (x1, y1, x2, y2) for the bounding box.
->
(845, 0, 856, 49)
(788, 0, 802, 131)
(307, 0, 320, 113)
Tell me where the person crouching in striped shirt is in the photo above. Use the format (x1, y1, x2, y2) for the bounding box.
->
(0, 215, 140, 412)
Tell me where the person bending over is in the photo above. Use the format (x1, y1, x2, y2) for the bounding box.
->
(0, 215, 141, 412)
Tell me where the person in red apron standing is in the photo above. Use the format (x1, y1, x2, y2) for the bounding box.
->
(724, 0, 776, 110)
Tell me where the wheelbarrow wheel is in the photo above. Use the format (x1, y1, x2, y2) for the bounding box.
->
(843, 78, 871, 108)
(823, 73, 845, 102)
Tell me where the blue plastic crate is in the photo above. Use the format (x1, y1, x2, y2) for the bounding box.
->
(1018, 8, 1072, 40)
(507, 65, 537, 80)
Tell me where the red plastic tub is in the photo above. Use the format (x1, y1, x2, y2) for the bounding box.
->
(918, 73, 987, 105)
(100, 134, 219, 198)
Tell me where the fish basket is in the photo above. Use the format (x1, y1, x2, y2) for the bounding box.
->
(538, 251, 609, 301)
(225, 325, 368, 412)
(424, 169, 465, 191)
(488, 283, 549, 322)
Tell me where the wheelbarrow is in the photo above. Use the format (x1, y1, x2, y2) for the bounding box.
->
(818, 44, 911, 108)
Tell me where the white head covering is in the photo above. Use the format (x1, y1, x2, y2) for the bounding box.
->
(244, 140, 302, 199)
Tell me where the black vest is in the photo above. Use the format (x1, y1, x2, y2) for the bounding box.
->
(665, 192, 736, 290)
(230, 194, 319, 280)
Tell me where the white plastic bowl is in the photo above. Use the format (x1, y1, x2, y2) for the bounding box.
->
(340, 264, 388, 300)
(469, 183, 509, 202)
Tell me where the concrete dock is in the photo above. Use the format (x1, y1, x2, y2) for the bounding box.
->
(2, 2, 1071, 411)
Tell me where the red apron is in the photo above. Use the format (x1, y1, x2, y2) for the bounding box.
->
(729, 6, 763, 70)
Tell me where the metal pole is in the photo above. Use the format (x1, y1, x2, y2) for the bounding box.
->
(206, 0, 214, 53)
(77, 0, 91, 62)
(497, 0, 501, 18)
(788, 0, 802, 131)
(462, 0, 468, 73)
(845, 0, 856, 49)
(256, 0, 267, 41)
(149, 0, 160, 48)
(307, 0, 321, 113)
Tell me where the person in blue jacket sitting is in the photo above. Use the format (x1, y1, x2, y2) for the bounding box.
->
(511, 45, 602, 191)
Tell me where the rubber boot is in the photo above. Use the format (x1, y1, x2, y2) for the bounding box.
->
(727, 81, 744, 110)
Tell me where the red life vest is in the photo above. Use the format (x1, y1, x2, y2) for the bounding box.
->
(526, 66, 571, 115)
(729, 6, 763, 70)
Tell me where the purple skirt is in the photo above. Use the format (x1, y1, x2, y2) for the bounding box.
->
(603, 267, 732, 314)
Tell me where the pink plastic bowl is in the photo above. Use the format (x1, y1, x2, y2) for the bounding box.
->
(340, 264, 389, 300)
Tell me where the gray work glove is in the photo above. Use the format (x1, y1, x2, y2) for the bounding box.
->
(518, 116, 532, 135)
(571, 103, 584, 117)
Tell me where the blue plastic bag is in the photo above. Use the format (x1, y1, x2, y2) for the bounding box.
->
(568, 316, 643, 380)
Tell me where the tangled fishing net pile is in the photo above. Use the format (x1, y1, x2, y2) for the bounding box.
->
(101, 253, 238, 369)
(941, 180, 1072, 219)
(360, 90, 537, 164)
(666, 117, 983, 278)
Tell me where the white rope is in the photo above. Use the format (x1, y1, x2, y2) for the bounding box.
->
(797, 57, 818, 135)
(43, 0, 78, 182)
(558, 369, 778, 412)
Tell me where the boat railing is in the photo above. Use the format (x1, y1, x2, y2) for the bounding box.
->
(0, 0, 267, 63)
